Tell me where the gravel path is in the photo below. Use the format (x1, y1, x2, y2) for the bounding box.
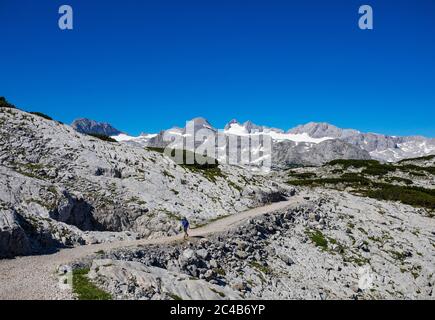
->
(0, 197, 302, 300)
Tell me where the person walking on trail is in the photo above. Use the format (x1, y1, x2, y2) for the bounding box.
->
(181, 217, 190, 239)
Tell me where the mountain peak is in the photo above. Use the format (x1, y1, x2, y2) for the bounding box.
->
(289, 122, 360, 139)
(71, 118, 122, 136)
(224, 119, 240, 131)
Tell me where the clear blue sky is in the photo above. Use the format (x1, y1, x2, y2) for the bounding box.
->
(1, 0, 434, 136)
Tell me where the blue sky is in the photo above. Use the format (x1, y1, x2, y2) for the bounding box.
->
(0, 0, 434, 136)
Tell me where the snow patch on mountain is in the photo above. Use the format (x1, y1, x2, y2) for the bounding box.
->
(112, 133, 157, 142)
(224, 121, 333, 144)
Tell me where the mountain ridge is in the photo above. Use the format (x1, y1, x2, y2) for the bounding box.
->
(77, 116, 434, 164)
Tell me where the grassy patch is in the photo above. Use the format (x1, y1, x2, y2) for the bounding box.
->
(210, 288, 226, 298)
(306, 230, 328, 250)
(72, 268, 112, 300)
(344, 254, 370, 266)
(168, 293, 183, 300)
(250, 261, 271, 274)
(227, 179, 243, 192)
(183, 165, 225, 183)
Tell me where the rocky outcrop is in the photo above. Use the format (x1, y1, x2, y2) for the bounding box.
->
(0, 209, 31, 258)
(51, 191, 102, 231)
(272, 139, 371, 168)
(81, 190, 435, 300)
(87, 259, 241, 300)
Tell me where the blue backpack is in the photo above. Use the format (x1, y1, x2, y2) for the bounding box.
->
(181, 218, 189, 229)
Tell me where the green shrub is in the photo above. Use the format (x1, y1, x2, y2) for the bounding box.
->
(385, 177, 413, 185)
(398, 155, 435, 163)
(362, 184, 435, 210)
(88, 133, 117, 142)
(327, 159, 396, 176)
(0, 97, 16, 109)
(287, 172, 434, 210)
(326, 159, 380, 169)
(29, 111, 53, 120)
(361, 164, 396, 176)
(72, 268, 112, 300)
(287, 174, 371, 187)
(288, 172, 317, 179)
(399, 164, 434, 176)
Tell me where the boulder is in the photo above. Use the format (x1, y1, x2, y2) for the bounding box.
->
(278, 253, 295, 266)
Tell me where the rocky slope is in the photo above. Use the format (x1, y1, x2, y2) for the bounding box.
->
(73, 189, 434, 300)
(0, 106, 290, 258)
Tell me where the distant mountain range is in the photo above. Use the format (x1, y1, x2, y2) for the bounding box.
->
(71, 118, 435, 166)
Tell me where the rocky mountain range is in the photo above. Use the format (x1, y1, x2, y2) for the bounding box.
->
(72, 117, 435, 166)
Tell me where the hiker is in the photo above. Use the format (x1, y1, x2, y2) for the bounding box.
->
(181, 217, 190, 239)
